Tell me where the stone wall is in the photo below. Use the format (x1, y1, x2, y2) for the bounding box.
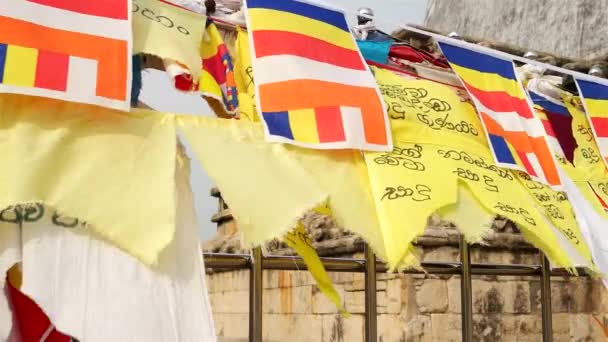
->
(206, 245, 608, 341)
(424, 0, 608, 60)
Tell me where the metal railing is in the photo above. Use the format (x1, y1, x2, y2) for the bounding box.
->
(204, 236, 589, 342)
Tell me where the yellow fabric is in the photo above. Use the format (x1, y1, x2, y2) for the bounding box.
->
(178, 115, 387, 260)
(0, 94, 177, 265)
(132, 0, 204, 81)
(284, 222, 347, 315)
(234, 27, 259, 122)
(367, 67, 580, 270)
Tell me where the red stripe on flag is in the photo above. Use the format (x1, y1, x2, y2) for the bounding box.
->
(591, 117, 608, 137)
(541, 119, 557, 137)
(315, 106, 345, 142)
(34, 50, 69, 91)
(516, 151, 538, 177)
(203, 46, 228, 85)
(27, 0, 128, 19)
(590, 184, 608, 209)
(464, 81, 534, 118)
(252, 30, 366, 71)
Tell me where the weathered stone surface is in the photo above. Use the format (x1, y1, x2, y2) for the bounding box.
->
(312, 285, 345, 314)
(321, 314, 364, 342)
(430, 314, 461, 341)
(404, 315, 432, 342)
(425, 0, 608, 59)
(416, 279, 448, 313)
(263, 314, 323, 342)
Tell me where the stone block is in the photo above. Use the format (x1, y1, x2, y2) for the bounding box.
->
(472, 314, 505, 341)
(421, 246, 459, 263)
(430, 314, 461, 341)
(312, 286, 345, 314)
(376, 279, 388, 291)
(263, 314, 323, 342)
(377, 272, 398, 281)
(345, 273, 365, 291)
(404, 315, 432, 341)
(264, 286, 312, 314)
(345, 290, 365, 314)
(322, 314, 364, 342)
(213, 313, 249, 339)
(472, 280, 505, 314)
(569, 313, 604, 341)
(415, 279, 448, 313)
(386, 278, 403, 314)
(377, 314, 406, 342)
(552, 313, 570, 334)
(212, 290, 250, 314)
(377, 291, 388, 313)
(447, 276, 461, 314)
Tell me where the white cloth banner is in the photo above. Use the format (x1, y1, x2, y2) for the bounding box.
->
(0, 150, 217, 341)
(558, 166, 608, 287)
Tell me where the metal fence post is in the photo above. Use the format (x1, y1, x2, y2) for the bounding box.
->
(459, 235, 473, 342)
(249, 247, 263, 342)
(540, 254, 553, 342)
(364, 244, 377, 342)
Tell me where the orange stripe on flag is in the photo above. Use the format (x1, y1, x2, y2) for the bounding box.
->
(481, 113, 560, 185)
(0, 15, 128, 100)
(259, 79, 387, 145)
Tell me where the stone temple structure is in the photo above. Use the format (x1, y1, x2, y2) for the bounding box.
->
(204, 190, 608, 342)
(424, 0, 608, 60)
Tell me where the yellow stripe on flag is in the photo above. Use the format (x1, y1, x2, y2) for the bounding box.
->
(289, 108, 320, 143)
(4, 45, 38, 87)
(248, 8, 355, 51)
(581, 98, 608, 119)
(284, 221, 348, 316)
(451, 64, 526, 100)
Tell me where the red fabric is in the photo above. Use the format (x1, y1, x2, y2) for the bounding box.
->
(389, 45, 449, 68)
(7, 282, 71, 342)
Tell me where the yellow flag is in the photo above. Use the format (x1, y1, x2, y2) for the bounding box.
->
(367, 67, 585, 270)
(178, 115, 387, 261)
(0, 94, 177, 266)
(234, 27, 259, 122)
(132, 0, 205, 82)
(284, 220, 348, 316)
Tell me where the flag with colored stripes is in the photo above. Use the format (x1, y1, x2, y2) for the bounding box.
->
(438, 41, 561, 187)
(0, 0, 131, 110)
(527, 87, 577, 163)
(574, 78, 608, 168)
(245, 0, 391, 151)
(200, 22, 239, 115)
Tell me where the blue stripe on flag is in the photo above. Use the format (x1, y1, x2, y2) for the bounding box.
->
(576, 79, 608, 100)
(247, 0, 349, 32)
(489, 134, 516, 164)
(438, 42, 517, 81)
(0, 43, 7, 83)
(528, 91, 570, 116)
(263, 111, 294, 139)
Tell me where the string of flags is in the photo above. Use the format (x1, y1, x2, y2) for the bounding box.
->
(2, 0, 608, 340)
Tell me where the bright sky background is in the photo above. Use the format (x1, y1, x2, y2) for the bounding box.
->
(140, 0, 428, 241)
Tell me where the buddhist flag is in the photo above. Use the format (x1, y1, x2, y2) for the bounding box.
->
(0, 0, 131, 110)
(245, 0, 391, 151)
(574, 78, 608, 168)
(200, 22, 239, 115)
(438, 41, 561, 187)
(527, 86, 577, 163)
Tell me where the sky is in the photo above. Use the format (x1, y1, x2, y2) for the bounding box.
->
(140, 0, 428, 241)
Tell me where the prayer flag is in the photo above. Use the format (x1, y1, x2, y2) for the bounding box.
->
(438, 41, 561, 187)
(0, 0, 131, 110)
(200, 22, 239, 115)
(574, 78, 608, 168)
(245, 0, 391, 151)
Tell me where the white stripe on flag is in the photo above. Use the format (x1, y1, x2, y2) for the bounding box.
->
(340, 106, 366, 147)
(0, 1, 130, 40)
(524, 152, 547, 184)
(472, 99, 547, 137)
(67, 56, 98, 100)
(254, 55, 378, 88)
(595, 136, 608, 158)
(547, 136, 565, 158)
